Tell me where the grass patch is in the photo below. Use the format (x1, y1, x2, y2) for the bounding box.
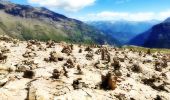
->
(123, 45, 170, 54)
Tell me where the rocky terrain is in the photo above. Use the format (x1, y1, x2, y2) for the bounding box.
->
(0, 36, 169, 100)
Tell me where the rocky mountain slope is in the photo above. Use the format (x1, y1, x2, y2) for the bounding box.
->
(128, 30, 151, 46)
(87, 21, 159, 44)
(0, 1, 119, 45)
(0, 36, 170, 100)
(143, 18, 170, 48)
(129, 17, 170, 48)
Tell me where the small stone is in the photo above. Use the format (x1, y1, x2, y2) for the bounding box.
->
(46, 52, 64, 62)
(127, 73, 131, 77)
(0, 53, 7, 63)
(52, 69, 61, 79)
(101, 72, 117, 90)
(154, 95, 162, 100)
(147, 49, 151, 55)
(85, 46, 92, 51)
(79, 49, 82, 53)
(111, 59, 121, 70)
(53, 69, 60, 73)
(77, 65, 83, 75)
(114, 70, 122, 76)
(61, 46, 72, 54)
(16, 65, 30, 72)
(72, 78, 85, 89)
(131, 63, 142, 73)
(52, 73, 60, 79)
(86, 53, 93, 60)
(23, 70, 35, 79)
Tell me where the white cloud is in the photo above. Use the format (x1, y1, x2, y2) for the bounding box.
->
(159, 11, 170, 20)
(79, 11, 170, 21)
(28, 0, 96, 12)
(128, 12, 155, 21)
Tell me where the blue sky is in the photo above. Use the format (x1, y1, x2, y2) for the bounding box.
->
(9, 0, 170, 21)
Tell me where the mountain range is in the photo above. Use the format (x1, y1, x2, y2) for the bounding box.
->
(129, 18, 170, 48)
(0, 1, 119, 45)
(87, 21, 159, 44)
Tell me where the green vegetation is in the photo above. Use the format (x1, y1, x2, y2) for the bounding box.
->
(123, 46, 170, 54)
(0, 11, 118, 45)
(0, 21, 8, 35)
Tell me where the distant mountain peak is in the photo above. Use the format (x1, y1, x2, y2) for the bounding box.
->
(0, 0, 12, 4)
(163, 17, 170, 23)
(0, 1, 68, 21)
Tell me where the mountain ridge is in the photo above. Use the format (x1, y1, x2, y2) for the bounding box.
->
(0, 1, 120, 45)
(87, 20, 159, 44)
(129, 17, 170, 48)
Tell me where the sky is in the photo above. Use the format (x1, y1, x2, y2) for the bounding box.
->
(8, 0, 170, 21)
